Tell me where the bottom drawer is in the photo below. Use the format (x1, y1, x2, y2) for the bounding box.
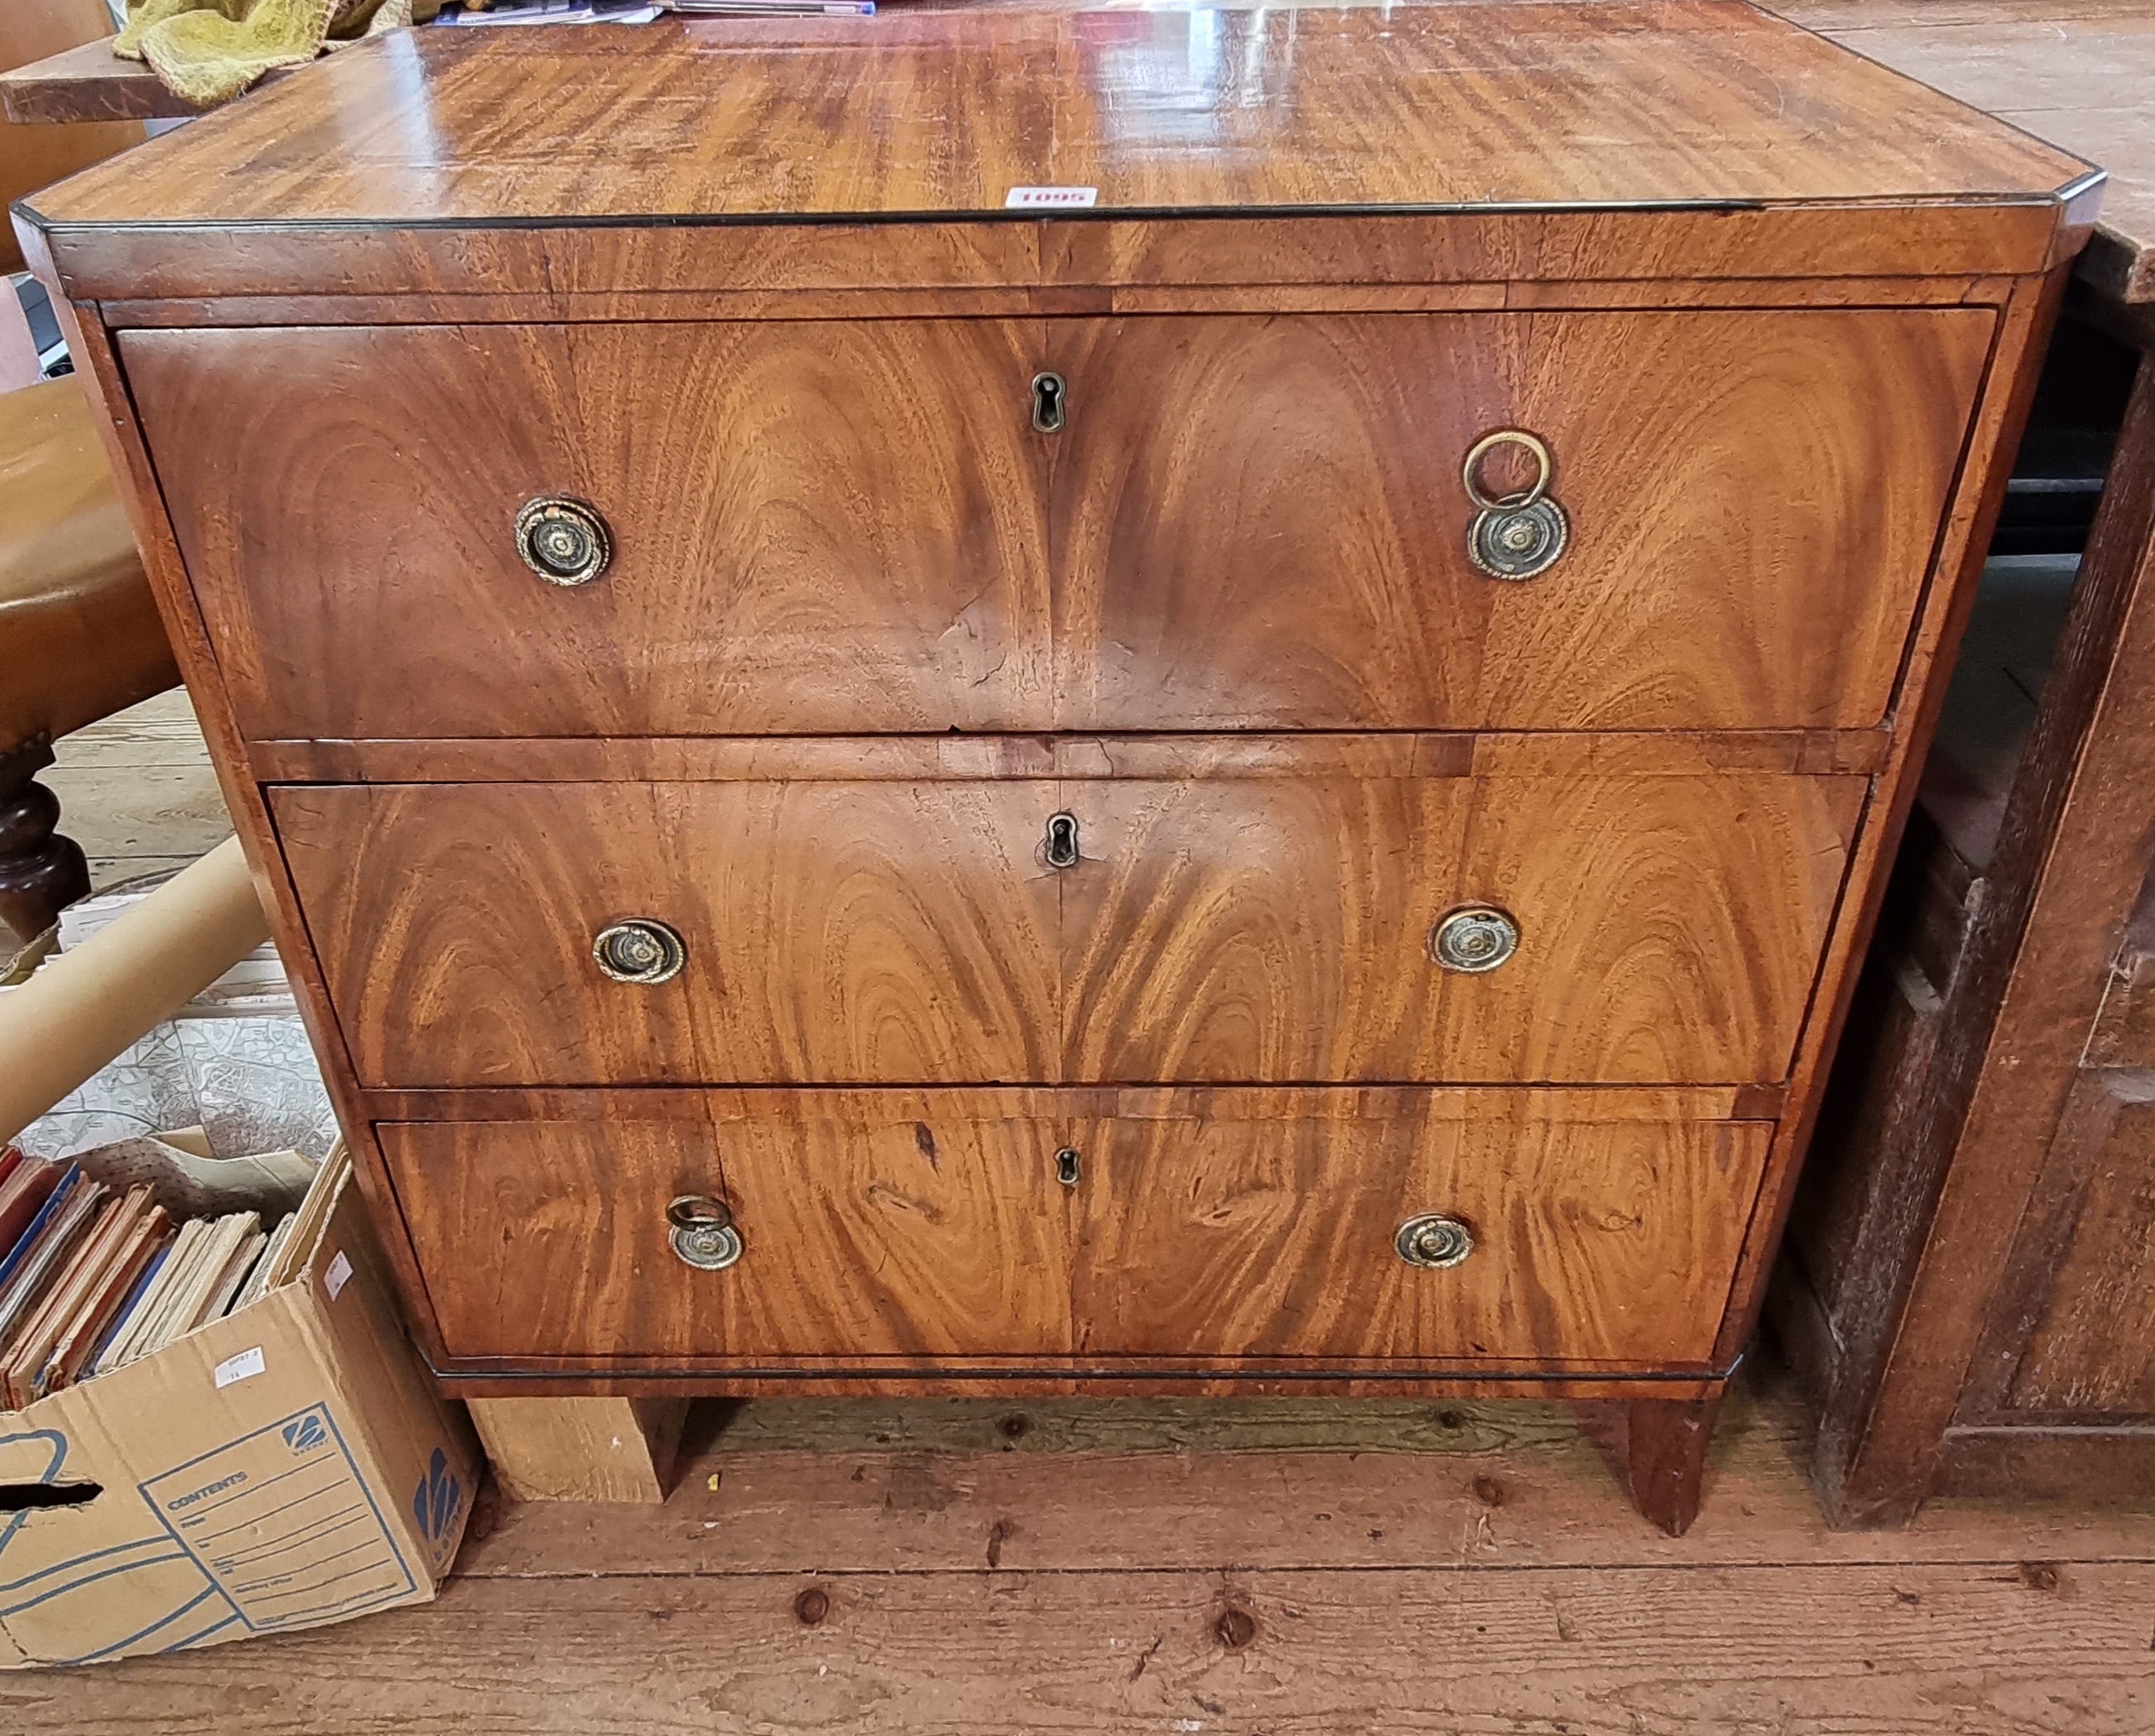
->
(380, 1090, 1769, 1372)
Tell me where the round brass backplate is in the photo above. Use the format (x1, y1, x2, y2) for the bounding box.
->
(667, 1195, 742, 1270)
(591, 918, 687, 985)
(1395, 1213, 1475, 1270)
(1429, 906, 1520, 974)
(1468, 495, 1570, 581)
(515, 496, 613, 587)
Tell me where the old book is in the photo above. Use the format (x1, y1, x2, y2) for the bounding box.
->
(0, 1188, 146, 1409)
(194, 1226, 267, 1331)
(0, 1173, 107, 1361)
(98, 1214, 211, 1373)
(232, 1212, 295, 1313)
(85, 1237, 176, 1380)
(0, 1155, 63, 1269)
(42, 1203, 171, 1396)
(141, 1212, 260, 1355)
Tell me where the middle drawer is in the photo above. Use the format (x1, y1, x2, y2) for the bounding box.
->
(272, 766, 1860, 1088)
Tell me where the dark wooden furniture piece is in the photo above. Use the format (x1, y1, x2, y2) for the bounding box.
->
(0, 3, 146, 270)
(0, 371, 180, 946)
(15, 3, 2095, 1532)
(1766, 0, 2155, 1525)
(0, 36, 199, 126)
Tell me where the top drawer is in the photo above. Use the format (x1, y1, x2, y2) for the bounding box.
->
(122, 308, 1990, 739)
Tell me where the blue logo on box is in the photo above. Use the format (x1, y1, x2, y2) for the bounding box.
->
(280, 1413, 328, 1454)
(413, 1448, 463, 1547)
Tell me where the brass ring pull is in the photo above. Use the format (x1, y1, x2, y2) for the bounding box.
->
(591, 918, 686, 985)
(1430, 906, 1520, 973)
(1461, 430, 1554, 511)
(1462, 430, 1568, 581)
(1396, 1212, 1475, 1270)
(515, 496, 612, 587)
(667, 1195, 743, 1271)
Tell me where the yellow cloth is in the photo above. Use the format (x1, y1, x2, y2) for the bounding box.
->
(116, 0, 443, 109)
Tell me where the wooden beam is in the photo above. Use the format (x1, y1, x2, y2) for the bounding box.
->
(467, 1396, 689, 1504)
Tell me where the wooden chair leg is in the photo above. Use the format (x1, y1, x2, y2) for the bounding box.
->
(1576, 1393, 1726, 1536)
(0, 736, 89, 946)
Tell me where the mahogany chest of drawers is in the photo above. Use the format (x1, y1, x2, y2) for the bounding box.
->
(19, 2, 2096, 1531)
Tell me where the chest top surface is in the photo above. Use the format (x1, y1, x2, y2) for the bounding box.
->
(21, 2, 2093, 235)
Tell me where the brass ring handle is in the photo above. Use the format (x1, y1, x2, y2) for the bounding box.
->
(515, 496, 612, 587)
(1396, 1212, 1475, 1270)
(1461, 429, 1554, 511)
(667, 1195, 743, 1271)
(1462, 430, 1569, 581)
(1430, 906, 1520, 973)
(667, 1195, 733, 1232)
(591, 918, 686, 985)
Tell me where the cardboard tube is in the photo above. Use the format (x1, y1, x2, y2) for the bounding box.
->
(0, 837, 271, 1146)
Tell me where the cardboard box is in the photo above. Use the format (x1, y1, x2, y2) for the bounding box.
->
(0, 1144, 477, 1667)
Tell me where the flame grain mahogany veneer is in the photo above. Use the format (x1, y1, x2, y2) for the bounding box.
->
(16, 2, 2100, 1532)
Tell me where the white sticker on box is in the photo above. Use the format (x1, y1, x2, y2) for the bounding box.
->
(324, 1251, 353, 1300)
(1005, 185, 1098, 209)
(213, 1345, 266, 1389)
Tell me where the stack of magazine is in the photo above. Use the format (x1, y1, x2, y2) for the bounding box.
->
(0, 1140, 316, 1412)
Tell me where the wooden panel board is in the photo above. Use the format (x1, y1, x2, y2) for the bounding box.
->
(1783, 0, 2155, 303)
(383, 1109, 1080, 1364)
(1049, 308, 1994, 731)
(12, 1358, 2155, 1732)
(17, 1560, 2153, 1734)
(2, 35, 215, 124)
(20, 7, 2089, 229)
(383, 1089, 1765, 1371)
(1060, 772, 1865, 1085)
(466, 1395, 686, 1504)
(275, 770, 1857, 1090)
(242, 728, 1893, 787)
(1975, 1070, 2155, 1418)
(121, 320, 1055, 739)
(0, 2, 142, 275)
(271, 781, 1061, 1088)
(1074, 1093, 1766, 1365)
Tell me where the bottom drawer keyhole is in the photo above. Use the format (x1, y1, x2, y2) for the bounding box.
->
(1056, 1148, 1081, 1188)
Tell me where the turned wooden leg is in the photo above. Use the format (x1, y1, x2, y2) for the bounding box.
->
(467, 1396, 689, 1503)
(0, 737, 89, 946)
(1577, 1393, 1725, 1536)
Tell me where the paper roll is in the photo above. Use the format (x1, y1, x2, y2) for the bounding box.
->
(0, 838, 271, 1147)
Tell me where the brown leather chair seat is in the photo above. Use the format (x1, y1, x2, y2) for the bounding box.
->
(0, 375, 180, 943)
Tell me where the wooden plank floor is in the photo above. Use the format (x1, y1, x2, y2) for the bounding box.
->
(20, 695, 2155, 1728)
(44, 686, 228, 892)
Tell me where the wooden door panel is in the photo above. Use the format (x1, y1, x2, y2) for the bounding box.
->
(1074, 1093, 1768, 1364)
(1049, 308, 1990, 730)
(1061, 773, 1864, 1083)
(272, 782, 1061, 1087)
(123, 320, 1053, 739)
(383, 1102, 1077, 1362)
(1970, 1072, 2155, 1421)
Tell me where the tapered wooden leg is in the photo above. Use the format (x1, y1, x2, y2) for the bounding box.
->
(467, 1397, 689, 1503)
(1577, 1393, 1725, 1536)
(0, 737, 89, 946)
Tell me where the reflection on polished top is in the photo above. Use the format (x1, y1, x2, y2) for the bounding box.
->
(22, 2, 2093, 232)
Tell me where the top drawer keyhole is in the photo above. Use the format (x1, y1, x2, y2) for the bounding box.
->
(1032, 371, 1067, 433)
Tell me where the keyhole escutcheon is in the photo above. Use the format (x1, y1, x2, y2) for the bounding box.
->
(1032, 371, 1067, 433)
(1056, 1148, 1082, 1188)
(1045, 811, 1080, 870)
